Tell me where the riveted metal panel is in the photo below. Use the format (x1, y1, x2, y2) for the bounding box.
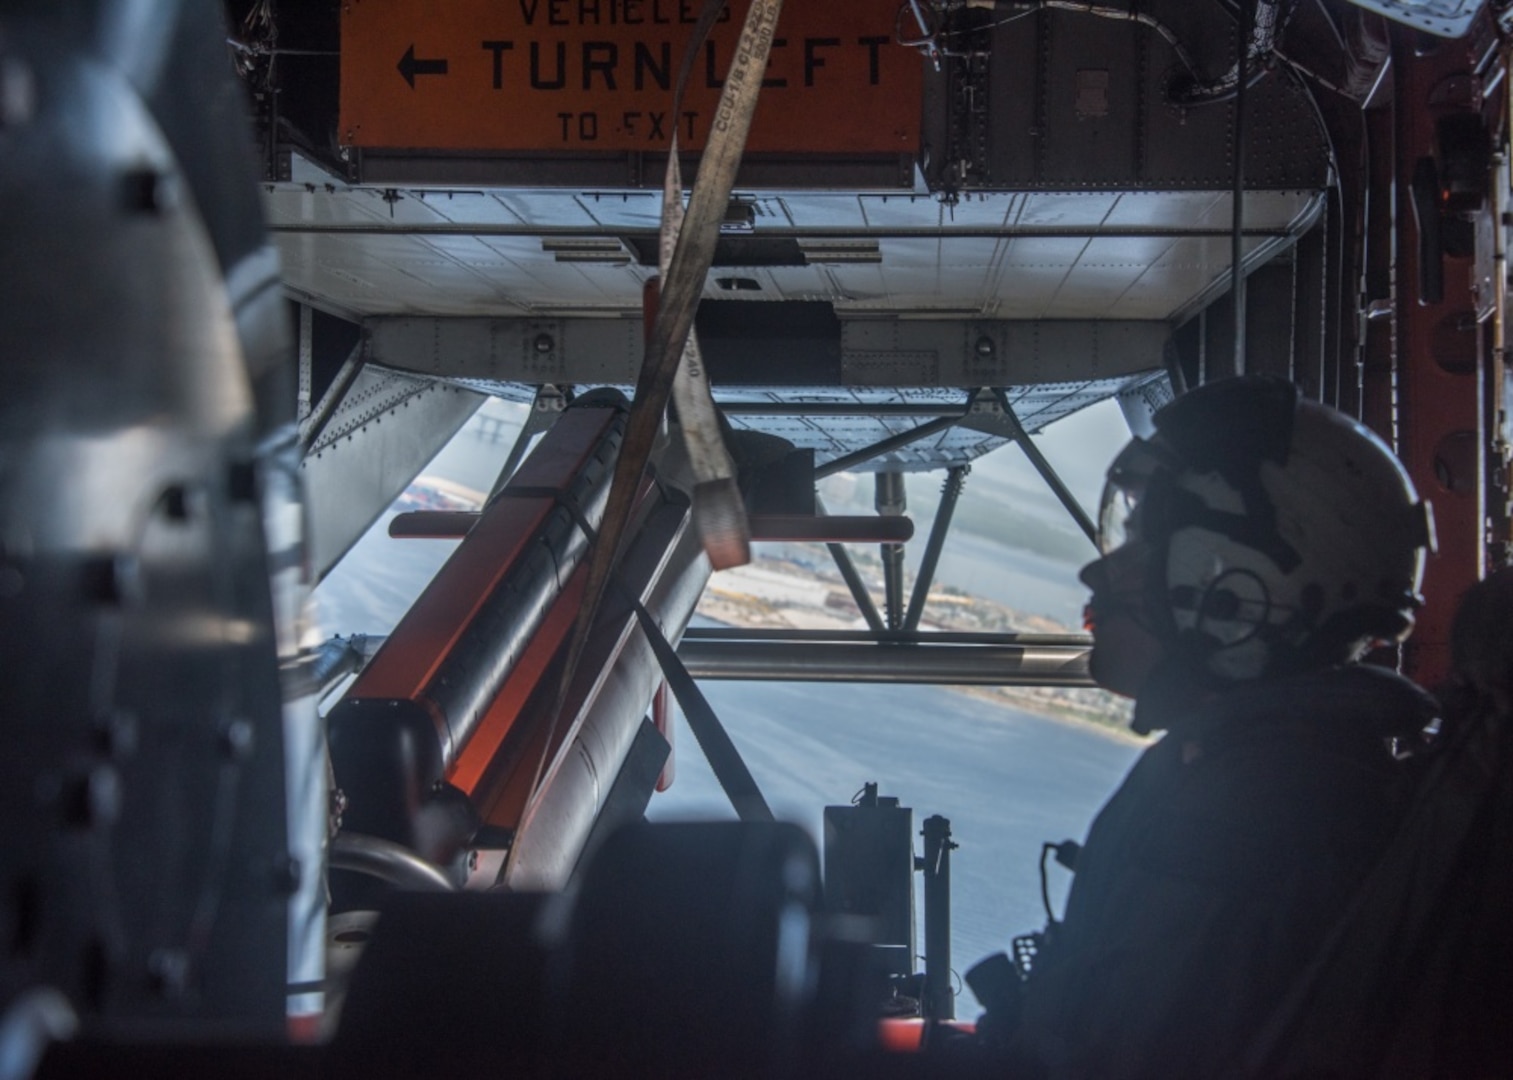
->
(1039, 11, 1142, 186)
(979, 6, 1328, 193)
(302, 368, 482, 579)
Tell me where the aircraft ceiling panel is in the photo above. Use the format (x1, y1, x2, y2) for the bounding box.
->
(999, 236, 1094, 266)
(266, 169, 1320, 321)
(1079, 235, 1183, 266)
(1049, 263, 1157, 312)
(936, 237, 1008, 267)
(757, 265, 836, 297)
(856, 192, 1017, 229)
(571, 192, 665, 229)
(1167, 236, 1273, 267)
(406, 191, 531, 226)
(985, 268, 1074, 320)
(763, 193, 869, 229)
(1015, 192, 1122, 228)
(351, 188, 468, 228)
(281, 237, 518, 316)
(488, 191, 607, 228)
(415, 234, 532, 269)
(1106, 275, 1217, 321)
(1101, 191, 1227, 228)
(856, 194, 948, 228)
(262, 186, 423, 227)
(930, 193, 1026, 227)
(819, 263, 894, 306)
(1110, 238, 1273, 318)
(1189, 191, 1319, 231)
(497, 267, 639, 310)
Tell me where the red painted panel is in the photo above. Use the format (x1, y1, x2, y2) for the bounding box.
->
(1392, 36, 1489, 689)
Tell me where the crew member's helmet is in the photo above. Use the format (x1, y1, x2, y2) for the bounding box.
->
(1097, 376, 1435, 681)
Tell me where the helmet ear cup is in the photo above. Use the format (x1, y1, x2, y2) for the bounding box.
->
(1195, 569, 1270, 645)
(1169, 568, 1272, 678)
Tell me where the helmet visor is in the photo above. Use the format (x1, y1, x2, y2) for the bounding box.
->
(1096, 437, 1172, 554)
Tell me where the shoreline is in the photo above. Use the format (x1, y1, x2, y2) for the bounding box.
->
(696, 554, 1150, 748)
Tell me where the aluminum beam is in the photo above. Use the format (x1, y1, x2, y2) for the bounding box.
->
(364, 317, 1172, 390)
(676, 637, 1092, 686)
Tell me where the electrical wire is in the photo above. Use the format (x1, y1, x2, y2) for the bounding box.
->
(958, 2, 1203, 78)
(1039, 842, 1059, 925)
(1273, 49, 1354, 99)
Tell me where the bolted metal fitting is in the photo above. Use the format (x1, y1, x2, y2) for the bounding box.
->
(220, 717, 255, 760)
(120, 167, 180, 216)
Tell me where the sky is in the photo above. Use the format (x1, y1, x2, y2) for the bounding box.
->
(971, 396, 1131, 519)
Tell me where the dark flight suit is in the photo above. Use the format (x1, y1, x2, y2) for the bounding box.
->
(1009, 664, 1438, 1080)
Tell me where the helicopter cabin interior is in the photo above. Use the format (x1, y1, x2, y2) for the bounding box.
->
(0, 0, 1508, 1075)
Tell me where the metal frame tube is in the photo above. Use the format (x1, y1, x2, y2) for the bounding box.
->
(903, 466, 968, 632)
(297, 342, 363, 452)
(721, 403, 969, 418)
(681, 627, 1089, 645)
(816, 416, 960, 479)
(826, 544, 886, 633)
(1231, 0, 1250, 376)
(875, 471, 908, 630)
(817, 496, 886, 633)
(991, 389, 1099, 546)
(676, 640, 1091, 685)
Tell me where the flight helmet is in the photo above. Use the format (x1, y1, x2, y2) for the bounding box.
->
(1096, 376, 1435, 681)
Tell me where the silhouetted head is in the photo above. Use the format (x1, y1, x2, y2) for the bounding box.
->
(1080, 376, 1435, 698)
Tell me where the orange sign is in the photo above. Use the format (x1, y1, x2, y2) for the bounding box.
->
(340, 0, 921, 154)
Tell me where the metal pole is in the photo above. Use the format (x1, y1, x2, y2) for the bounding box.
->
(826, 545, 885, 633)
(875, 472, 907, 630)
(990, 389, 1099, 547)
(297, 303, 313, 424)
(720, 403, 969, 418)
(1231, 0, 1250, 376)
(680, 627, 1090, 644)
(919, 815, 956, 1020)
(298, 342, 364, 452)
(675, 639, 1092, 685)
(818, 496, 886, 632)
(904, 466, 968, 632)
(816, 416, 959, 479)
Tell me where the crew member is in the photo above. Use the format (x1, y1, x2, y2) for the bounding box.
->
(998, 375, 1439, 1078)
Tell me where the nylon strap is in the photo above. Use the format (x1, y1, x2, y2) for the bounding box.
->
(628, 599, 774, 823)
(517, 0, 785, 854)
(534, 486, 774, 824)
(660, 146, 750, 572)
